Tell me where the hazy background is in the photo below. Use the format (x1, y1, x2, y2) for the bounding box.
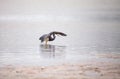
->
(0, 0, 120, 22)
(0, 0, 120, 66)
(0, 0, 120, 48)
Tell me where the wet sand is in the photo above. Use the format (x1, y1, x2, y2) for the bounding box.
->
(0, 61, 120, 79)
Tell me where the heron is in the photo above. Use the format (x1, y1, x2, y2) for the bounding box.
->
(39, 31, 67, 45)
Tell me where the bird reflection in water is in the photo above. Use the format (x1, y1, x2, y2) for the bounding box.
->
(40, 44, 66, 58)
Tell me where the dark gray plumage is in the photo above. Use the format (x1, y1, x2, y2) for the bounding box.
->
(39, 31, 67, 45)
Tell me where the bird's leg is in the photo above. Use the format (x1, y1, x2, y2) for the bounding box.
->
(45, 38, 49, 47)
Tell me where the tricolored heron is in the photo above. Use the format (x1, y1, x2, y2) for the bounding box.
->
(39, 31, 67, 45)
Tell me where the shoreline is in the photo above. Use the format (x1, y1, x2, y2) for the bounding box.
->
(0, 50, 120, 79)
(0, 61, 120, 79)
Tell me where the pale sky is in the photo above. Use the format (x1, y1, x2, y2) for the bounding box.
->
(0, 0, 120, 21)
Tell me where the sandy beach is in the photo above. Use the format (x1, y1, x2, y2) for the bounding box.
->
(0, 60, 120, 79)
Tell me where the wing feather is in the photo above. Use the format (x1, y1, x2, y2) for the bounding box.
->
(49, 31, 67, 36)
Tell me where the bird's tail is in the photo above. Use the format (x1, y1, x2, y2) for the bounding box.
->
(39, 37, 44, 42)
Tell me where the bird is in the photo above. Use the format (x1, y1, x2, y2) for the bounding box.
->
(39, 31, 67, 45)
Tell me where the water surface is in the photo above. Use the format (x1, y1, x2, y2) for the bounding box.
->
(0, 0, 120, 66)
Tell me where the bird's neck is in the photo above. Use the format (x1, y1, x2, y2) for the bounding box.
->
(49, 33, 56, 41)
(52, 33, 56, 40)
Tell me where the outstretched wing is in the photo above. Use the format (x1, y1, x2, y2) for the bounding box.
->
(49, 31, 67, 36)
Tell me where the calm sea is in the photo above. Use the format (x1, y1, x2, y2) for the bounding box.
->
(0, 0, 120, 66)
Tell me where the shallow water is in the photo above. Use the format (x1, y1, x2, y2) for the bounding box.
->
(0, 0, 120, 66)
(0, 21, 120, 66)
